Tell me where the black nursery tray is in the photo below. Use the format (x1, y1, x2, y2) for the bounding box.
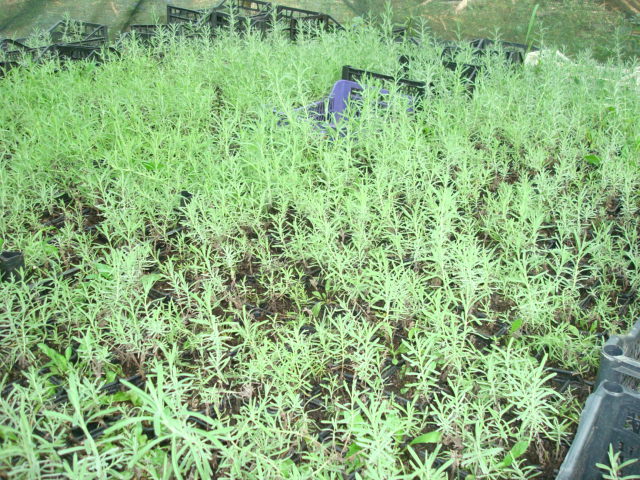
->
(1, 38, 37, 61)
(341, 65, 427, 99)
(557, 381, 640, 479)
(595, 319, 640, 392)
(38, 44, 119, 64)
(48, 20, 108, 46)
(167, 5, 213, 25)
(274, 5, 343, 40)
(398, 53, 479, 95)
(442, 61, 481, 84)
(441, 38, 539, 66)
(470, 38, 539, 64)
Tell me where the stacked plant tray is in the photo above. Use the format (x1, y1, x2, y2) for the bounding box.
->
(557, 319, 640, 479)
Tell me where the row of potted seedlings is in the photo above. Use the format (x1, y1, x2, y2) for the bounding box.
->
(3, 220, 624, 478)
(0, 1, 340, 76)
(2, 172, 626, 476)
(166, 1, 343, 41)
(0, 19, 118, 75)
(1, 1, 538, 82)
(5, 11, 622, 473)
(1, 192, 199, 451)
(278, 36, 537, 139)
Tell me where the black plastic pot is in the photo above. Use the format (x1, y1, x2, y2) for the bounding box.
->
(179, 190, 193, 209)
(1, 251, 24, 282)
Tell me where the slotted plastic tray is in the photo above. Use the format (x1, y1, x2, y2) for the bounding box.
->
(557, 381, 640, 479)
(442, 61, 481, 84)
(38, 43, 119, 64)
(470, 38, 539, 64)
(1, 38, 37, 61)
(341, 65, 427, 99)
(274, 5, 342, 40)
(167, 5, 212, 25)
(48, 20, 108, 46)
(595, 319, 640, 392)
(206, 0, 273, 35)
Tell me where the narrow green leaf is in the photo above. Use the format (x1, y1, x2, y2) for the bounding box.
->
(409, 431, 442, 445)
(498, 440, 529, 468)
(567, 325, 581, 337)
(141, 273, 162, 293)
(347, 442, 363, 458)
(311, 301, 322, 318)
(38, 343, 57, 360)
(584, 154, 602, 166)
(95, 263, 113, 279)
(525, 4, 539, 50)
(509, 318, 523, 334)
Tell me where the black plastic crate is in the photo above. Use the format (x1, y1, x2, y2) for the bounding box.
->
(595, 319, 640, 392)
(211, 0, 273, 18)
(0, 38, 37, 61)
(48, 20, 108, 46)
(391, 26, 420, 44)
(38, 43, 119, 64)
(398, 54, 475, 94)
(440, 46, 485, 76)
(440, 44, 464, 62)
(274, 5, 342, 40)
(122, 24, 178, 45)
(119, 26, 158, 46)
(208, 0, 273, 35)
(230, 0, 273, 16)
(167, 5, 212, 25)
(442, 61, 481, 84)
(557, 381, 640, 479)
(341, 65, 427, 99)
(209, 11, 272, 35)
(470, 38, 539, 52)
(469, 38, 538, 65)
(441, 39, 538, 66)
(129, 24, 166, 36)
